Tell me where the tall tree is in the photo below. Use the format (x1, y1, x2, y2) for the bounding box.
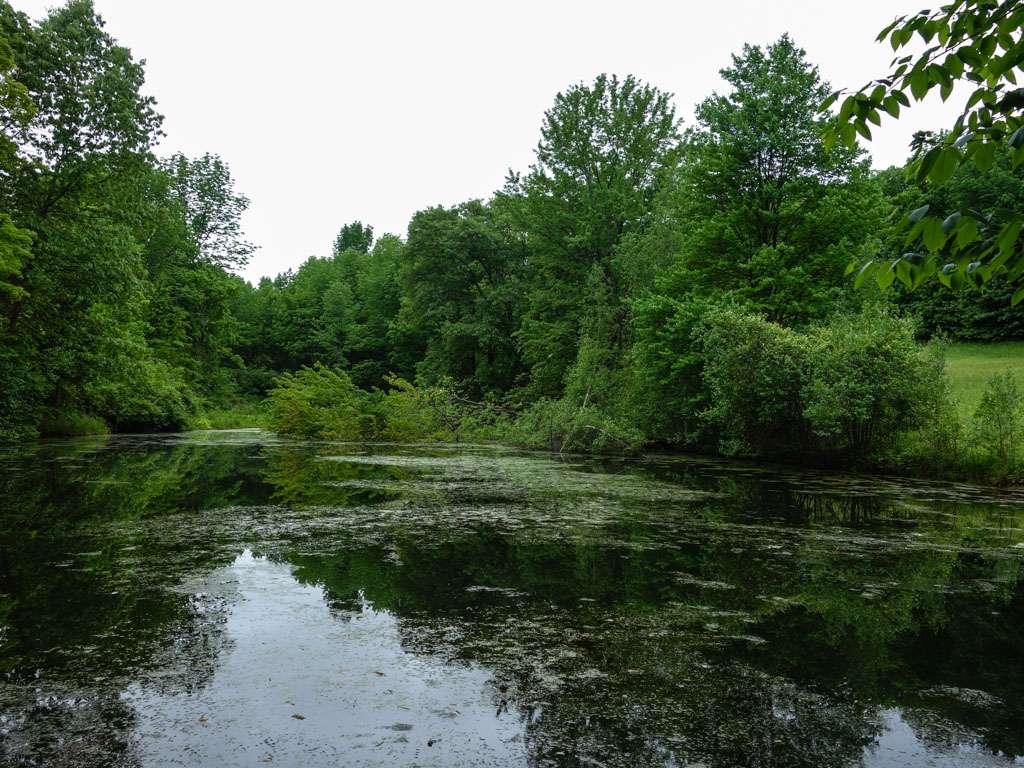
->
(634, 35, 885, 326)
(396, 200, 526, 396)
(333, 220, 374, 255)
(163, 152, 255, 270)
(0, 0, 166, 435)
(510, 73, 681, 395)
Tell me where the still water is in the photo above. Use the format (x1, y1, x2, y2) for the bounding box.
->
(1, 431, 1023, 767)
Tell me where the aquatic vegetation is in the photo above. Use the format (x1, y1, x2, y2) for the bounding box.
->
(1, 434, 1023, 765)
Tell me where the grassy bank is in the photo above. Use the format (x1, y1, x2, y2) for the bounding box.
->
(946, 342, 1024, 417)
(192, 399, 266, 430)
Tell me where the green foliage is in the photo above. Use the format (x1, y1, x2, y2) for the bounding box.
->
(829, 1, 1024, 300)
(803, 308, 946, 460)
(701, 306, 815, 457)
(333, 221, 373, 255)
(38, 410, 108, 437)
(265, 364, 374, 440)
(701, 307, 947, 462)
(0, 211, 30, 304)
(265, 365, 454, 442)
(0, 2, 1017, 491)
(635, 35, 883, 327)
(511, 73, 681, 396)
(508, 397, 643, 455)
(376, 375, 455, 441)
(881, 152, 1024, 340)
(970, 372, 1023, 477)
(86, 355, 196, 432)
(233, 234, 405, 392)
(399, 200, 526, 396)
(163, 152, 255, 269)
(0, 1, 251, 438)
(629, 294, 717, 445)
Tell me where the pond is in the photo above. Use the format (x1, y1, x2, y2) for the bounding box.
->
(1, 431, 1023, 767)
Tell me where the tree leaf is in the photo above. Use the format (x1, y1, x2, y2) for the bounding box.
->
(909, 69, 929, 100)
(997, 220, 1024, 256)
(837, 95, 855, 122)
(955, 216, 980, 249)
(928, 147, 960, 185)
(895, 258, 914, 287)
(854, 260, 876, 289)
(974, 140, 996, 171)
(876, 264, 896, 290)
(908, 204, 930, 224)
(882, 95, 901, 117)
(820, 91, 841, 112)
(922, 217, 948, 251)
(918, 146, 942, 180)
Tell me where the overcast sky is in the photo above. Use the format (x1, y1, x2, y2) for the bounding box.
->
(16, 1, 965, 282)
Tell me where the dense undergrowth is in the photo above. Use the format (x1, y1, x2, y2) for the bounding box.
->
(264, 306, 1024, 486)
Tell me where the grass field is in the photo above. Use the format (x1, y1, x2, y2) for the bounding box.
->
(946, 341, 1024, 417)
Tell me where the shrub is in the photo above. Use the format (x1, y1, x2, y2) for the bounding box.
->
(971, 372, 1024, 480)
(266, 366, 460, 442)
(265, 364, 374, 440)
(86, 357, 195, 432)
(892, 397, 965, 476)
(700, 306, 815, 457)
(376, 375, 456, 441)
(38, 411, 109, 437)
(699, 306, 948, 464)
(508, 397, 644, 454)
(803, 308, 945, 462)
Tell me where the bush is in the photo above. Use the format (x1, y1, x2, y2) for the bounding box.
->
(892, 398, 965, 477)
(266, 365, 457, 442)
(265, 364, 374, 440)
(971, 372, 1024, 480)
(699, 306, 947, 464)
(86, 357, 195, 432)
(38, 411, 109, 437)
(376, 375, 455, 441)
(700, 306, 815, 457)
(508, 397, 644, 454)
(803, 308, 945, 461)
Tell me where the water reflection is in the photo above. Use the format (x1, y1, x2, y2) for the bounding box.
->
(0, 432, 1022, 766)
(126, 551, 525, 767)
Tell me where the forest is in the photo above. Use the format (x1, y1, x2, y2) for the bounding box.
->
(2, 0, 1024, 482)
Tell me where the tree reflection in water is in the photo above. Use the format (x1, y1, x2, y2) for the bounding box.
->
(1, 433, 1022, 766)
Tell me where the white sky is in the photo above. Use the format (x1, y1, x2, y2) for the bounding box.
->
(15, 1, 966, 282)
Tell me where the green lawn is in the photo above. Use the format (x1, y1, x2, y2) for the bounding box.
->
(946, 341, 1024, 417)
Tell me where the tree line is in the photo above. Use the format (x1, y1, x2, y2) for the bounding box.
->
(1, 1, 1022, 478)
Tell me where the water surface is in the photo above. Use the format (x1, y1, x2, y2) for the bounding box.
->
(1, 431, 1023, 767)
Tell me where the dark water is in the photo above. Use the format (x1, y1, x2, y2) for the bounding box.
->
(1, 432, 1023, 767)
